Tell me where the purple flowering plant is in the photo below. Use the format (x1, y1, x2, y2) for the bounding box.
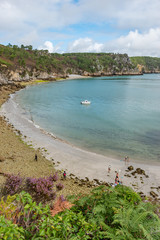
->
(4, 173, 23, 195)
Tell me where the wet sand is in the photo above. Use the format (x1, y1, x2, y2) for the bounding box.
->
(1, 84, 160, 198)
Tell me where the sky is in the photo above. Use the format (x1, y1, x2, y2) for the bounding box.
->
(0, 0, 160, 56)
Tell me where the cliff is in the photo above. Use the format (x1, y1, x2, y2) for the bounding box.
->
(0, 44, 148, 85)
(130, 56, 160, 74)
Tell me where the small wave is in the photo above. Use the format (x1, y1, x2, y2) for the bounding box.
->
(28, 119, 33, 124)
(34, 124, 40, 129)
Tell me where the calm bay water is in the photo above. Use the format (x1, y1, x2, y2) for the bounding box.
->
(15, 74, 160, 163)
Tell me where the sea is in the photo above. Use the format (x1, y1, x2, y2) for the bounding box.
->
(14, 74, 160, 163)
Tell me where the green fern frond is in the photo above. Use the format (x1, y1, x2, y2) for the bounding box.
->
(93, 204, 106, 215)
(139, 224, 153, 240)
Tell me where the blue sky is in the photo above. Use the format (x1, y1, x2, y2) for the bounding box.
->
(0, 0, 160, 56)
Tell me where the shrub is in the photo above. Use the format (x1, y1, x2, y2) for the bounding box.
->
(0, 187, 160, 239)
(49, 172, 59, 182)
(56, 183, 64, 191)
(3, 173, 23, 195)
(68, 185, 160, 239)
(26, 176, 56, 201)
(0, 195, 17, 221)
(0, 216, 25, 240)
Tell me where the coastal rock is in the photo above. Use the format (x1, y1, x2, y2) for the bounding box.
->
(124, 174, 131, 177)
(101, 181, 109, 186)
(138, 191, 146, 199)
(69, 173, 75, 177)
(136, 168, 145, 175)
(93, 179, 101, 185)
(150, 191, 158, 198)
(131, 168, 146, 176)
(80, 179, 85, 183)
(85, 177, 89, 182)
(128, 165, 134, 171)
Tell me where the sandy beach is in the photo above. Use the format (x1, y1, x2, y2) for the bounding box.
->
(0, 81, 160, 199)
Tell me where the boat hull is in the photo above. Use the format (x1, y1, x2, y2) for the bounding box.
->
(81, 101, 91, 105)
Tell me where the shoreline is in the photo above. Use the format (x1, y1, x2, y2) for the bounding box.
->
(6, 88, 160, 168)
(0, 80, 160, 198)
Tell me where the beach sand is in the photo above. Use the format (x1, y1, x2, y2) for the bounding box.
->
(0, 82, 160, 199)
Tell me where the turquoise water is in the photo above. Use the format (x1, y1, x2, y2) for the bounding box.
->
(15, 74, 160, 163)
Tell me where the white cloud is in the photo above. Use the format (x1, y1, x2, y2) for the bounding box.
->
(80, 0, 160, 30)
(105, 28, 160, 56)
(67, 28, 160, 57)
(68, 38, 103, 52)
(1, 0, 160, 34)
(0, 0, 160, 56)
(38, 41, 60, 53)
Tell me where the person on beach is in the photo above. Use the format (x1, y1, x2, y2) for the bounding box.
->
(124, 156, 127, 165)
(127, 156, 129, 163)
(115, 172, 120, 185)
(108, 165, 111, 173)
(35, 153, 38, 161)
(63, 171, 66, 180)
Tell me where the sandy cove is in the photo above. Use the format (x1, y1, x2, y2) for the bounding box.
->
(0, 81, 160, 199)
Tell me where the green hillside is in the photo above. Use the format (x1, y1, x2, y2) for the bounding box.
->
(130, 56, 160, 72)
(0, 44, 136, 76)
(1, 44, 160, 81)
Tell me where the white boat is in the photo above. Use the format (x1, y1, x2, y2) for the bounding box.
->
(81, 100, 91, 105)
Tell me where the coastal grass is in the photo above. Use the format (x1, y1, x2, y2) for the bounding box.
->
(0, 57, 12, 66)
(19, 79, 52, 86)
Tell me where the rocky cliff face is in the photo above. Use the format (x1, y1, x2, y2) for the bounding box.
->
(137, 64, 160, 74)
(0, 66, 68, 85)
(0, 67, 140, 86)
(0, 53, 140, 85)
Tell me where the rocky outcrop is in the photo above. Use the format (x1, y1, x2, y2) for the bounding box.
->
(0, 66, 141, 85)
(0, 73, 8, 85)
(0, 67, 67, 85)
(82, 69, 140, 77)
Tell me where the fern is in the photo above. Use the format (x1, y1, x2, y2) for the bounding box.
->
(112, 202, 160, 239)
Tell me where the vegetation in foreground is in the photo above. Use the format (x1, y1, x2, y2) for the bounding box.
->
(0, 173, 160, 240)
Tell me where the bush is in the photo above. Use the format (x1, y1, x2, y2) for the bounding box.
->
(0, 187, 160, 239)
(0, 195, 17, 221)
(26, 176, 56, 201)
(49, 172, 59, 182)
(56, 183, 64, 191)
(68, 185, 160, 239)
(3, 173, 23, 195)
(0, 216, 25, 240)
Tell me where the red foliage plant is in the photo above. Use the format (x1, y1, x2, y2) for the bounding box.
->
(51, 195, 74, 216)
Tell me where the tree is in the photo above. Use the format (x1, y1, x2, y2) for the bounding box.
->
(7, 43, 12, 48)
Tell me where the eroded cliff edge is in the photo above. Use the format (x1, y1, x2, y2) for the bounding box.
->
(0, 44, 143, 85)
